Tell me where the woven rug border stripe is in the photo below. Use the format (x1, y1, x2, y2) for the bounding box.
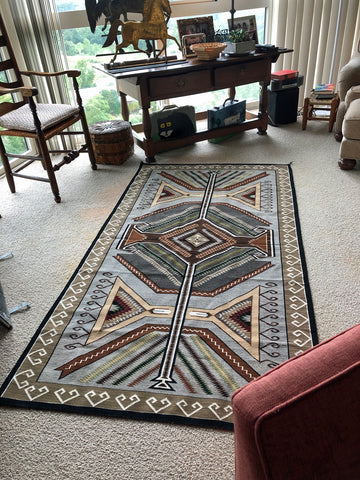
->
(286, 165, 317, 344)
(0, 163, 318, 430)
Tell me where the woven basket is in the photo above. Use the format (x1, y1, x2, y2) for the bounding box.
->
(89, 120, 134, 165)
(190, 42, 227, 61)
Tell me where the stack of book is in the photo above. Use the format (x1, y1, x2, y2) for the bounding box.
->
(270, 70, 301, 91)
(314, 83, 336, 99)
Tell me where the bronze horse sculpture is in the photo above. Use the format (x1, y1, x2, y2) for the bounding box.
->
(85, 0, 155, 55)
(85, 0, 146, 33)
(102, 0, 181, 63)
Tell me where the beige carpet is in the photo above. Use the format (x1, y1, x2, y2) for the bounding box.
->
(0, 118, 359, 480)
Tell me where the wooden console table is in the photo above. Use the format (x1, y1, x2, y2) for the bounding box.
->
(97, 50, 290, 162)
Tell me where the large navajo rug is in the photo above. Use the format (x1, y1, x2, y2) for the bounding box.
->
(0, 164, 317, 429)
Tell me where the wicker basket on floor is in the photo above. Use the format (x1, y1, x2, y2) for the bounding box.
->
(89, 120, 134, 165)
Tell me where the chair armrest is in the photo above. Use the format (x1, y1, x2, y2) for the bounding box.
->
(232, 324, 360, 480)
(0, 85, 38, 97)
(20, 69, 81, 78)
(337, 56, 360, 100)
(344, 85, 360, 107)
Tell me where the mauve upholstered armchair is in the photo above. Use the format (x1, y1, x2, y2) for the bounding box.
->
(232, 324, 360, 480)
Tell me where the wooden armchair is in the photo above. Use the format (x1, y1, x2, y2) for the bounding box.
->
(0, 14, 96, 203)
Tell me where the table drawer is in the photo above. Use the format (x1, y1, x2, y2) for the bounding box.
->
(148, 70, 212, 99)
(214, 61, 269, 88)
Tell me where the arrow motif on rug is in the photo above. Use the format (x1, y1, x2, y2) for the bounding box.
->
(115, 171, 273, 391)
(56, 170, 273, 391)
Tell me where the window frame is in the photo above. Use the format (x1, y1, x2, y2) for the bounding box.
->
(57, 0, 270, 33)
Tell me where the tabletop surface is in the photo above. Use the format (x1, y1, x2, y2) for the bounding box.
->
(95, 49, 291, 80)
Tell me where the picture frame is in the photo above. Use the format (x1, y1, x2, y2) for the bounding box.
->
(228, 15, 258, 43)
(177, 16, 215, 44)
(181, 33, 206, 57)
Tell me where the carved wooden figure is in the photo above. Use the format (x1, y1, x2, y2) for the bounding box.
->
(102, 0, 181, 63)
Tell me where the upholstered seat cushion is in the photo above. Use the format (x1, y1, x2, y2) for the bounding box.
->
(0, 103, 79, 132)
(343, 98, 360, 140)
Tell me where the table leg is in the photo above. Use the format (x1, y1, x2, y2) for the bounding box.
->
(329, 96, 340, 132)
(228, 86, 236, 102)
(119, 92, 129, 122)
(142, 104, 156, 163)
(257, 81, 268, 135)
(302, 97, 309, 130)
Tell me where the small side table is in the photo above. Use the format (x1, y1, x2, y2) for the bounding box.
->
(302, 91, 340, 132)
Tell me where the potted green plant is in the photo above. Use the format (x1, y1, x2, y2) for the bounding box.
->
(224, 29, 256, 55)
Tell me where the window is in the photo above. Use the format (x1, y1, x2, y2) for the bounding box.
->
(56, 1, 267, 124)
(57, 0, 84, 12)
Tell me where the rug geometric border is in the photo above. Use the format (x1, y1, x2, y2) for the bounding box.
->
(0, 163, 318, 430)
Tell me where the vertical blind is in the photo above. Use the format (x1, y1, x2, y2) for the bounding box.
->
(8, 0, 71, 105)
(268, 0, 360, 105)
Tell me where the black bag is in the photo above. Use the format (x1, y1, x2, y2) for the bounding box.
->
(150, 105, 196, 141)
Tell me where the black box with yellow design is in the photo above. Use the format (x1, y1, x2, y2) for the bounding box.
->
(150, 105, 196, 142)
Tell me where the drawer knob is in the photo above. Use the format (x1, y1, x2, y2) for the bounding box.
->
(176, 78, 185, 88)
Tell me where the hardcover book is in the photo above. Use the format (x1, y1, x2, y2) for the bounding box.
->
(314, 83, 335, 95)
(271, 69, 298, 80)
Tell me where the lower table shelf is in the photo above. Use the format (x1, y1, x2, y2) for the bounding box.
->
(131, 110, 260, 160)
